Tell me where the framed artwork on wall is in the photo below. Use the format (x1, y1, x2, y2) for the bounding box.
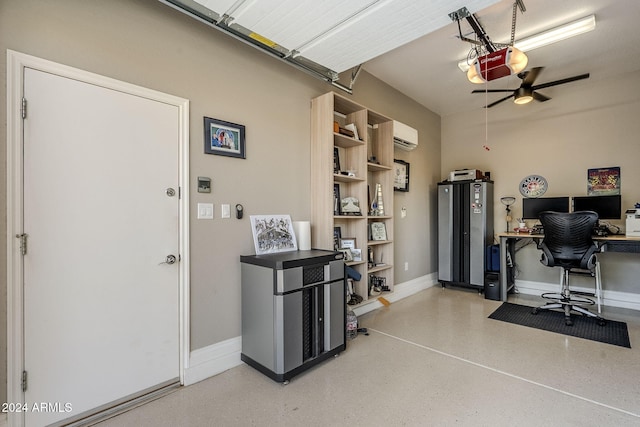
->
(393, 159, 410, 192)
(587, 166, 620, 195)
(204, 116, 246, 158)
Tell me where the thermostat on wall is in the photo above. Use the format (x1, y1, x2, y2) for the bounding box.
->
(197, 177, 211, 193)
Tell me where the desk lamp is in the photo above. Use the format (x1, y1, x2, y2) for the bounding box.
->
(500, 196, 516, 232)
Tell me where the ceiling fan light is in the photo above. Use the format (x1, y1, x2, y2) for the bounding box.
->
(514, 87, 533, 104)
(514, 95, 533, 104)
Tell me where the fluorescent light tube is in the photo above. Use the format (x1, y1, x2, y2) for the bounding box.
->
(514, 15, 596, 51)
(458, 14, 596, 72)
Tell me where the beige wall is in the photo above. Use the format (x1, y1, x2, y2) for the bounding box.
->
(0, 0, 440, 403)
(442, 70, 640, 291)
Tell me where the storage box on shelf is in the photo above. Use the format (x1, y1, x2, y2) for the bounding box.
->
(311, 91, 394, 306)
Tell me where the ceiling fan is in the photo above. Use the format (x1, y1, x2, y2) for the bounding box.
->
(472, 67, 590, 108)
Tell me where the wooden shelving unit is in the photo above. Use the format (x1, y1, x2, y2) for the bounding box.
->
(311, 91, 394, 305)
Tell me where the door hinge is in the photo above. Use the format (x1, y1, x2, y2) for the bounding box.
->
(22, 370, 27, 392)
(21, 97, 27, 119)
(16, 233, 28, 255)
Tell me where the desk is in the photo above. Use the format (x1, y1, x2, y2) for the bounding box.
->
(496, 232, 640, 302)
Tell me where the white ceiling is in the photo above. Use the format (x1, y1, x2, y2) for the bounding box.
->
(363, 0, 640, 117)
(177, 0, 501, 75)
(168, 0, 640, 118)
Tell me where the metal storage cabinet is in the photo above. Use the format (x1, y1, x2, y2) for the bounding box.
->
(240, 249, 346, 383)
(438, 180, 494, 290)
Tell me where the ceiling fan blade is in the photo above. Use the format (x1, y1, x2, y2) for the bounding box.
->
(485, 94, 514, 108)
(471, 89, 514, 93)
(533, 92, 551, 102)
(533, 73, 590, 91)
(522, 67, 544, 85)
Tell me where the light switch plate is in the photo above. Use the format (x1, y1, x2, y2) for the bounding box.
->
(197, 203, 214, 219)
(221, 204, 230, 218)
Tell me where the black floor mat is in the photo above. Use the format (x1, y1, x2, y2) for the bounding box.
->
(488, 302, 631, 348)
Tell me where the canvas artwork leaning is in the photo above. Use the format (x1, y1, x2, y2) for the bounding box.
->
(250, 215, 298, 255)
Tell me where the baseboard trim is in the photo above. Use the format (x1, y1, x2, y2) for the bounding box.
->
(183, 274, 438, 385)
(183, 336, 242, 386)
(515, 280, 640, 312)
(353, 273, 438, 316)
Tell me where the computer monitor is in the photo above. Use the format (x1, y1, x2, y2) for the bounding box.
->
(572, 194, 622, 220)
(522, 196, 570, 220)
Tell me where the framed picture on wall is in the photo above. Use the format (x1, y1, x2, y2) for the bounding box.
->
(393, 159, 410, 192)
(587, 166, 620, 195)
(204, 116, 246, 158)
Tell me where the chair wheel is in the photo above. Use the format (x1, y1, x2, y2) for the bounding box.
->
(531, 308, 539, 315)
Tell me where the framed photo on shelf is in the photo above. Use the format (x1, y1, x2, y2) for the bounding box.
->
(333, 227, 342, 251)
(338, 248, 353, 262)
(351, 248, 362, 262)
(370, 222, 387, 241)
(333, 147, 341, 173)
(204, 116, 246, 159)
(340, 196, 361, 215)
(394, 159, 410, 192)
(340, 238, 356, 249)
(333, 184, 341, 215)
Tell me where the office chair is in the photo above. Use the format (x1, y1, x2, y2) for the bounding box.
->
(531, 211, 606, 326)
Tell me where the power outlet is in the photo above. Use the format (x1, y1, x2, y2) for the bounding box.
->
(404, 262, 409, 271)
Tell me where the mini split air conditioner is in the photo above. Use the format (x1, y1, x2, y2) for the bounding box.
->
(393, 121, 418, 151)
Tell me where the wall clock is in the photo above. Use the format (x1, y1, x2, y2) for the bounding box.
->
(519, 175, 548, 198)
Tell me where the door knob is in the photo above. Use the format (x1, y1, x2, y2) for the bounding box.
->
(160, 254, 177, 265)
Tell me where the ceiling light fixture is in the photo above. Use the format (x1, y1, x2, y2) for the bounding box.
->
(513, 87, 533, 104)
(457, 14, 596, 72)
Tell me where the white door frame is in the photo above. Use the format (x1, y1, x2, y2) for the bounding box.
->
(6, 49, 190, 427)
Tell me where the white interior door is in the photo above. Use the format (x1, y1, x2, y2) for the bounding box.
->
(22, 67, 181, 426)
